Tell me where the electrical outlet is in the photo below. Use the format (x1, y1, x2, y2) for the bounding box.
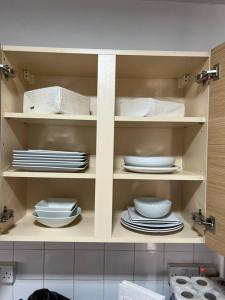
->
(0, 262, 16, 285)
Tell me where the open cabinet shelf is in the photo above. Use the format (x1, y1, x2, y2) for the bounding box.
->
(115, 116, 206, 128)
(0, 211, 204, 243)
(3, 169, 96, 179)
(111, 212, 204, 243)
(2, 44, 221, 249)
(0, 211, 95, 242)
(113, 168, 204, 180)
(4, 113, 97, 126)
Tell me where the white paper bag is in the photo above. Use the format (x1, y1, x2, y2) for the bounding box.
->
(23, 86, 90, 115)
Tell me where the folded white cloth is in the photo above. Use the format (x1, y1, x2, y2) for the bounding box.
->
(119, 281, 165, 300)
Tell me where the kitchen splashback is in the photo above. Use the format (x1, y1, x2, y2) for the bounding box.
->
(0, 242, 218, 300)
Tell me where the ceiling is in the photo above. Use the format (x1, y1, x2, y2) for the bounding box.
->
(144, 0, 225, 4)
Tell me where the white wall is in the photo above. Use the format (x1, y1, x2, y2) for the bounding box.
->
(0, 0, 225, 51)
(0, 242, 219, 300)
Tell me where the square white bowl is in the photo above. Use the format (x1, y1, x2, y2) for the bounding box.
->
(35, 198, 77, 212)
(35, 205, 77, 218)
(33, 207, 81, 228)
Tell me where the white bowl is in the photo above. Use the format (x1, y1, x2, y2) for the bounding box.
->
(35, 205, 77, 218)
(134, 197, 172, 218)
(35, 198, 77, 212)
(33, 207, 81, 228)
(124, 156, 175, 168)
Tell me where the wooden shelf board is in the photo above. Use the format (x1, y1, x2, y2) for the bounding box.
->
(3, 169, 96, 179)
(4, 113, 97, 126)
(0, 211, 96, 242)
(113, 168, 204, 181)
(111, 212, 204, 243)
(0, 211, 204, 243)
(3, 45, 210, 57)
(115, 116, 206, 128)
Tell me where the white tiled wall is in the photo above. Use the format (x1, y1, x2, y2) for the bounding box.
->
(0, 242, 219, 300)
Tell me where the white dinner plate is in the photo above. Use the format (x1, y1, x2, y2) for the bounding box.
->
(128, 207, 183, 224)
(124, 156, 175, 168)
(13, 160, 88, 167)
(121, 213, 183, 230)
(121, 218, 183, 231)
(33, 207, 81, 228)
(13, 150, 87, 155)
(13, 155, 87, 161)
(121, 218, 184, 233)
(35, 198, 77, 212)
(12, 164, 88, 172)
(123, 165, 178, 174)
(122, 210, 183, 229)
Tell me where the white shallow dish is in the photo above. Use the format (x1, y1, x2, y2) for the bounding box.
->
(121, 219, 184, 233)
(128, 207, 182, 224)
(121, 211, 183, 233)
(124, 165, 178, 174)
(33, 207, 81, 228)
(13, 155, 87, 161)
(13, 160, 87, 167)
(12, 164, 88, 172)
(13, 150, 87, 155)
(35, 206, 77, 218)
(124, 156, 175, 167)
(134, 197, 172, 218)
(35, 198, 77, 211)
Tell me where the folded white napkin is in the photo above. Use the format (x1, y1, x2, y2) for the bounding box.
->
(116, 97, 185, 117)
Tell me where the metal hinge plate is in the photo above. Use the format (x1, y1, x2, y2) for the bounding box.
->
(196, 64, 219, 85)
(192, 209, 215, 232)
(0, 64, 16, 79)
(0, 206, 14, 223)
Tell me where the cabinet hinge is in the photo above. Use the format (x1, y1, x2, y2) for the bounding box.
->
(0, 206, 14, 223)
(196, 64, 219, 85)
(0, 64, 16, 79)
(192, 209, 215, 232)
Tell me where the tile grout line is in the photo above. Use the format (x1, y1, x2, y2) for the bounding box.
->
(133, 243, 135, 283)
(103, 243, 106, 300)
(73, 242, 75, 300)
(43, 242, 45, 289)
(12, 241, 15, 300)
(163, 243, 166, 295)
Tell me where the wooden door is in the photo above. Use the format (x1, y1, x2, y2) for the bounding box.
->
(0, 45, 3, 211)
(206, 42, 225, 256)
(0, 45, 4, 232)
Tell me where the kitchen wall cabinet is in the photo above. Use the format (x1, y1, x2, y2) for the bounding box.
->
(0, 44, 224, 256)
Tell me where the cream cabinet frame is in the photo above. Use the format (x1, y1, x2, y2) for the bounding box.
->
(0, 44, 224, 256)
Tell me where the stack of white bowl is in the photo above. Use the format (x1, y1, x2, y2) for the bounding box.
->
(33, 198, 81, 228)
(123, 156, 178, 174)
(121, 197, 184, 234)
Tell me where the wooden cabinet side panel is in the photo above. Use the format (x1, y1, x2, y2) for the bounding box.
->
(206, 42, 225, 256)
(94, 55, 116, 237)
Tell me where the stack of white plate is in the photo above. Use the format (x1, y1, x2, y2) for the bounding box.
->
(12, 150, 89, 172)
(121, 207, 184, 234)
(33, 198, 81, 227)
(123, 156, 178, 174)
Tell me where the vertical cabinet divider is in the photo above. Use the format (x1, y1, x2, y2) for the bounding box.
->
(94, 54, 116, 238)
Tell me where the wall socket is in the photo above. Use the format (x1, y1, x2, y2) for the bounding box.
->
(0, 262, 16, 285)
